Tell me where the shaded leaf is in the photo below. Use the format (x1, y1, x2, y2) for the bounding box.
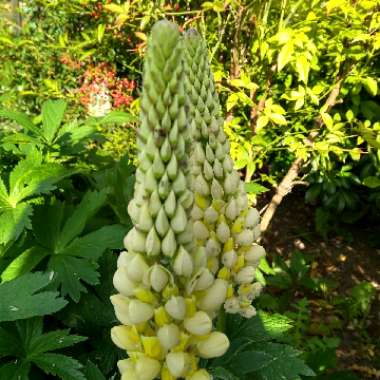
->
(0, 272, 67, 321)
(42, 99, 67, 143)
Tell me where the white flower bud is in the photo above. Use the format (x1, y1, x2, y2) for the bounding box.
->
(145, 167, 157, 193)
(167, 154, 178, 180)
(127, 254, 149, 282)
(113, 266, 137, 297)
(172, 170, 187, 194)
(205, 144, 214, 163)
(222, 250, 237, 268)
(235, 266, 256, 284)
(197, 332, 230, 359)
(224, 297, 240, 314)
(245, 208, 260, 228)
(149, 190, 161, 217)
(111, 325, 141, 351)
(198, 279, 228, 312)
(205, 237, 221, 257)
(160, 138, 172, 162)
(192, 247, 207, 270)
(165, 296, 186, 320)
(123, 228, 146, 253)
(238, 282, 263, 301)
(237, 192, 248, 210)
(128, 299, 154, 324)
(162, 228, 177, 257)
(166, 352, 191, 378)
(173, 246, 194, 277)
(135, 355, 161, 380)
(193, 220, 209, 240)
(223, 156, 233, 172)
(127, 199, 140, 224)
(235, 229, 254, 246)
(189, 369, 212, 380)
(240, 305, 257, 318)
(204, 206, 218, 224)
(184, 311, 212, 335)
(213, 159, 223, 178)
(110, 294, 132, 325)
(211, 179, 224, 199)
(148, 264, 169, 292)
(177, 223, 193, 245)
(216, 221, 230, 243)
(171, 204, 187, 233)
(117, 359, 136, 375)
(192, 268, 214, 291)
(245, 244, 266, 264)
(146, 227, 161, 256)
(203, 160, 214, 180)
(194, 143, 206, 164)
(117, 251, 135, 268)
(158, 172, 171, 199)
(157, 323, 180, 350)
(164, 191, 176, 217)
(224, 173, 237, 195)
(195, 173, 210, 196)
(155, 208, 170, 237)
(191, 205, 204, 220)
(252, 224, 261, 241)
(179, 189, 193, 209)
(225, 198, 238, 220)
(152, 151, 165, 178)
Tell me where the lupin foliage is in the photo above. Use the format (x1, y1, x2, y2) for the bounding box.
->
(111, 20, 266, 380)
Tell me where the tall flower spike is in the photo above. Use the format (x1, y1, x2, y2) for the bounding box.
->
(112, 21, 231, 380)
(183, 29, 266, 319)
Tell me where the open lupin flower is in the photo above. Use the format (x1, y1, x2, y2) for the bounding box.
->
(111, 20, 266, 380)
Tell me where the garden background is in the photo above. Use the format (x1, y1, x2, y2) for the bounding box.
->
(0, 1, 379, 379)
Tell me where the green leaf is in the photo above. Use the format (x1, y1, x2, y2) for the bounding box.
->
(28, 329, 86, 355)
(363, 176, 380, 188)
(210, 367, 240, 380)
(0, 327, 21, 358)
(57, 190, 108, 251)
(88, 110, 137, 125)
(277, 42, 294, 71)
(41, 99, 67, 143)
(48, 255, 100, 302)
(0, 272, 67, 322)
(0, 204, 33, 245)
(256, 115, 269, 132)
(245, 182, 269, 195)
(32, 353, 86, 380)
(231, 343, 314, 379)
(97, 24, 106, 43)
(269, 113, 287, 125)
(362, 77, 378, 96)
(0, 109, 42, 137)
(62, 224, 126, 259)
(0, 362, 30, 380)
(230, 312, 293, 342)
(1, 246, 50, 281)
(295, 56, 310, 84)
(360, 100, 380, 121)
(321, 113, 333, 129)
(83, 361, 107, 380)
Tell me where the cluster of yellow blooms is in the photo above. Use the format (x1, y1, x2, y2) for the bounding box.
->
(110, 21, 266, 380)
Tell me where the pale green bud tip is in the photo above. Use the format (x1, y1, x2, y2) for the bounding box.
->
(189, 369, 212, 380)
(166, 351, 191, 378)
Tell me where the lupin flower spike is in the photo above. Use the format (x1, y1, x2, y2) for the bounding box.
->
(111, 20, 265, 380)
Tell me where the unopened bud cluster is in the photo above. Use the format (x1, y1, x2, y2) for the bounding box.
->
(111, 20, 265, 380)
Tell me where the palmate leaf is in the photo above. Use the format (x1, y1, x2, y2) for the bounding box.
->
(33, 353, 86, 380)
(0, 109, 42, 137)
(56, 190, 108, 251)
(49, 224, 126, 302)
(226, 342, 315, 380)
(83, 361, 107, 380)
(0, 203, 33, 245)
(0, 272, 67, 322)
(0, 318, 86, 380)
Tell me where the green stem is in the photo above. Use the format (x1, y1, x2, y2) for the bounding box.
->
(217, 308, 226, 333)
